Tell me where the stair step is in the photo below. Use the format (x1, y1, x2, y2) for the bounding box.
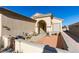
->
(28, 32, 46, 42)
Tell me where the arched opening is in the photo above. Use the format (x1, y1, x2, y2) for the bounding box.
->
(38, 20, 46, 34)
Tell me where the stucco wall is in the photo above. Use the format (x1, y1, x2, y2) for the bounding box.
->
(56, 33, 68, 50)
(2, 14, 35, 37)
(52, 18, 62, 33)
(15, 39, 44, 53)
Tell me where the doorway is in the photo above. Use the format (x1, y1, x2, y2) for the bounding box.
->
(38, 20, 46, 34)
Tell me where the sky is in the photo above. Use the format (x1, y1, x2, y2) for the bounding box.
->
(2, 6, 79, 26)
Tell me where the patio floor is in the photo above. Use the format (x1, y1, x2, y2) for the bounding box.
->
(36, 35, 58, 48)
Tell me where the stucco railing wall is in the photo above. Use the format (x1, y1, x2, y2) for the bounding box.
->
(15, 39, 44, 53)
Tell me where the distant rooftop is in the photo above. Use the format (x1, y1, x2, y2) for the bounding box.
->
(69, 22, 79, 26)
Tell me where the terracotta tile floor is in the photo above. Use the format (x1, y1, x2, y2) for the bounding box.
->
(36, 35, 58, 48)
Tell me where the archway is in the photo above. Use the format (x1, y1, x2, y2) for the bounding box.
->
(38, 20, 46, 34)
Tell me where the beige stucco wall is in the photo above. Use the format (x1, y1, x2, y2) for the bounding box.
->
(52, 18, 62, 23)
(52, 18, 63, 33)
(2, 14, 35, 37)
(15, 39, 44, 53)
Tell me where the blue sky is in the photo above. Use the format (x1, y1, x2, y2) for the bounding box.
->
(3, 6, 79, 26)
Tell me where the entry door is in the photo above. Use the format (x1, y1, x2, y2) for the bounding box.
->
(53, 23, 60, 32)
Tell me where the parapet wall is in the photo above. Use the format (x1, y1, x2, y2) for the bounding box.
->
(15, 39, 44, 53)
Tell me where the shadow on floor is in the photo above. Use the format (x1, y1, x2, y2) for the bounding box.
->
(43, 45, 57, 53)
(0, 48, 14, 53)
(65, 31, 79, 43)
